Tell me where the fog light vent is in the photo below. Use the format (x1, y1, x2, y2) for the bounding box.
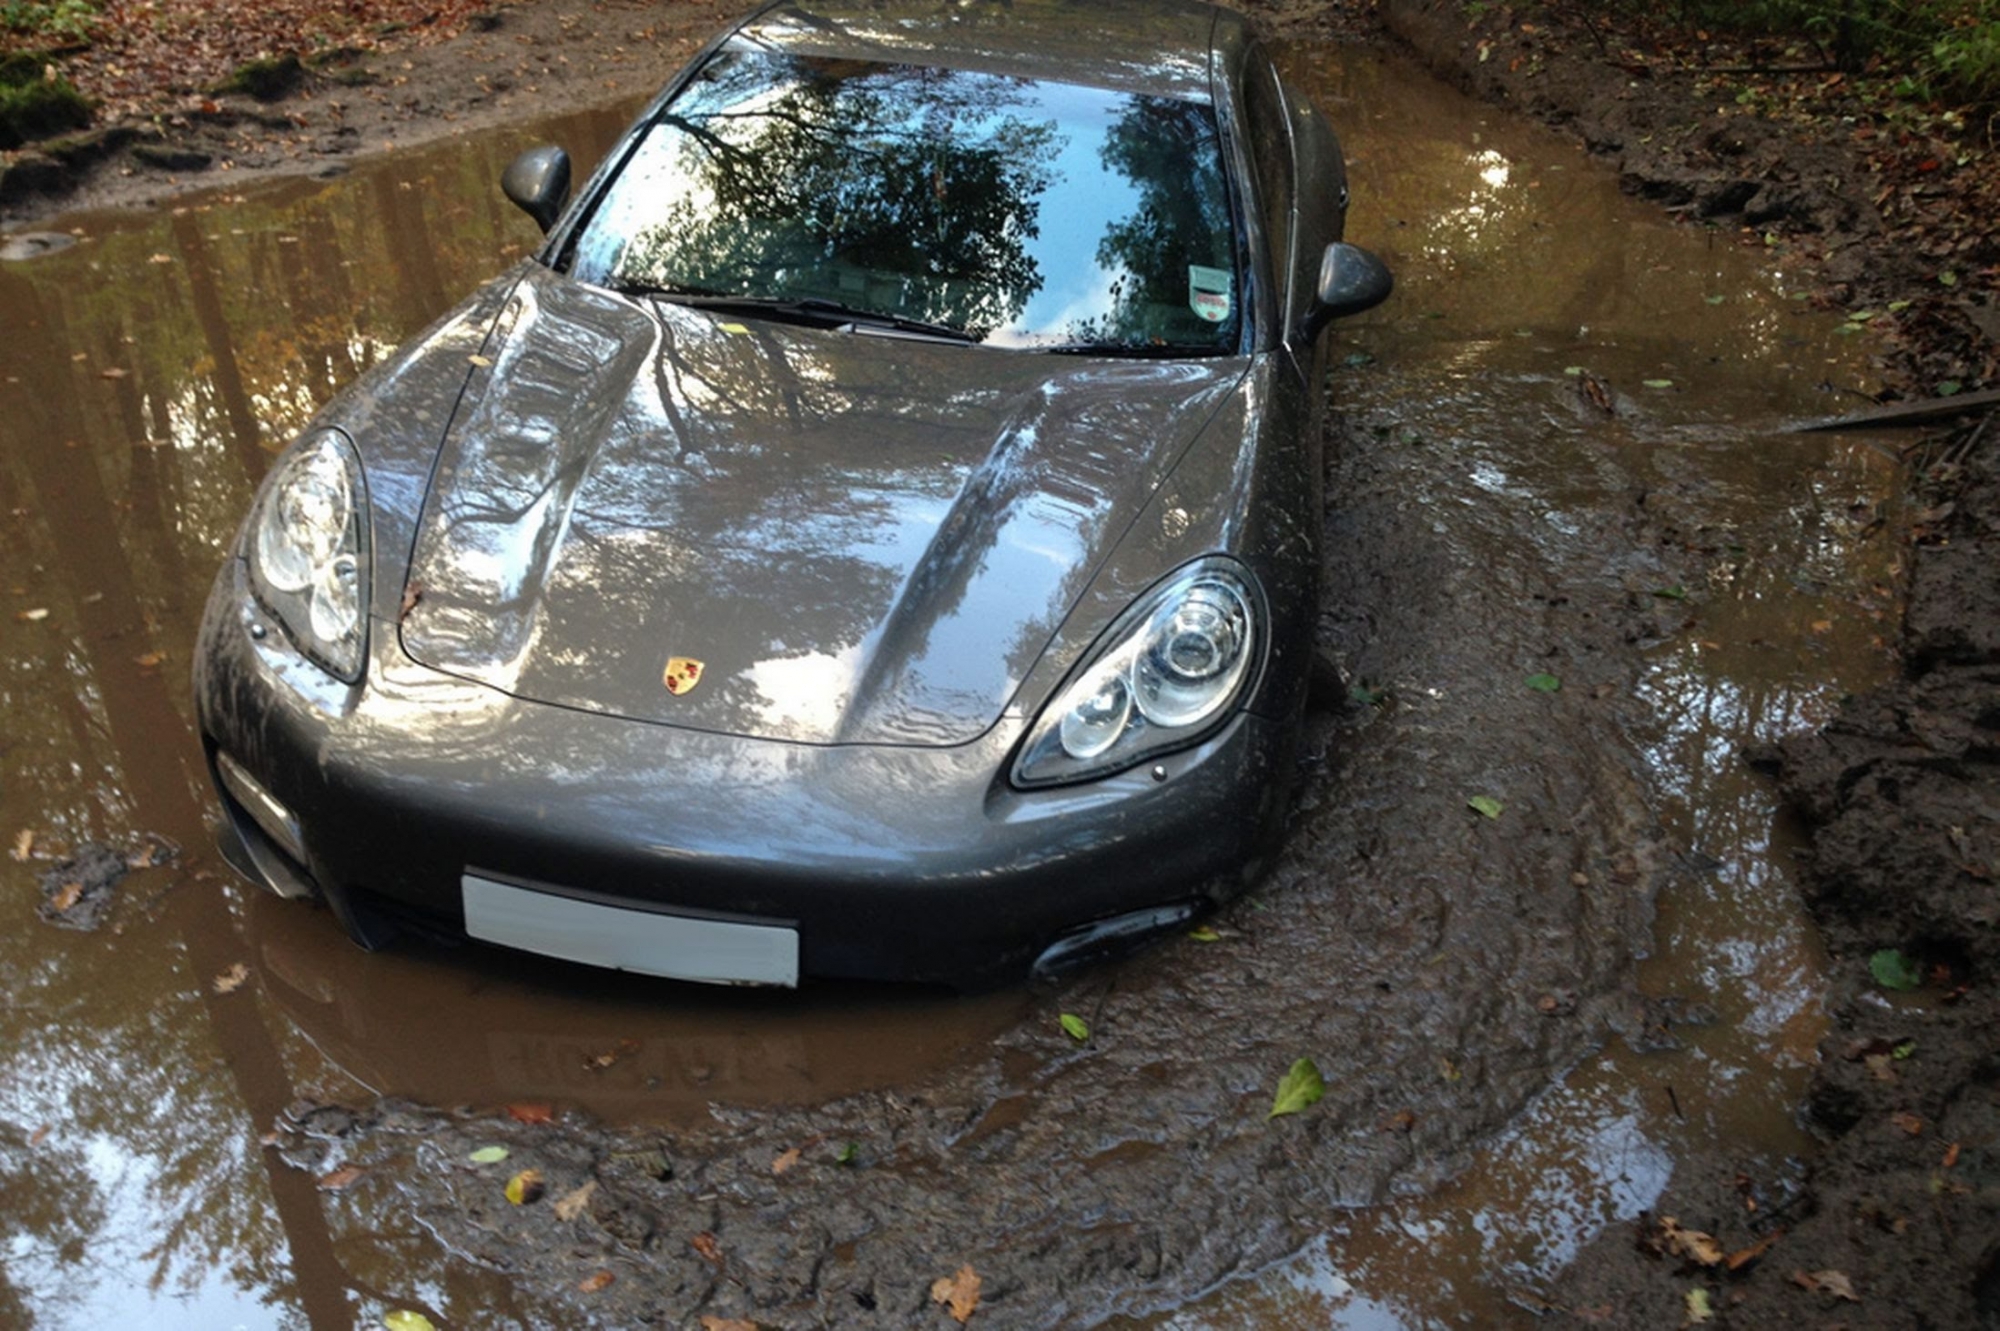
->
(215, 751, 306, 865)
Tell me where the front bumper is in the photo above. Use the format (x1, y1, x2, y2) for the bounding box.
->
(193, 559, 1295, 987)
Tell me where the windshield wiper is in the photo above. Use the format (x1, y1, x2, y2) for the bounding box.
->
(623, 288, 978, 344)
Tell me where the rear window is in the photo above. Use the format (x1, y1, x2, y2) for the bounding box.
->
(569, 49, 1240, 352)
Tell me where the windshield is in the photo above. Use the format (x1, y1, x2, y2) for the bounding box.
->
(568, 49, 1241, 352)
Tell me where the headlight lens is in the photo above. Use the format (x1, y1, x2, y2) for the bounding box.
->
(1014, 559, 1258, 787)
(249, 430, 370, 681)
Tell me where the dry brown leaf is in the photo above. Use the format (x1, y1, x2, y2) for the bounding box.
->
(1943, 1141, 1961, 1168)
(100, 367, 130, 380)
(930, 1265, 981, 1324)
(1380, 1109, 1417, 1133)
(1792, 1268, 1860, 1301)
(212, 962, 251, 994)
(134, 650, 165, 668)
(553, 1180, 597, 1222)
(9, 829, 32, 862)
(49, 881, 83, 913)
(577, 1270, 615, 1294)
(27, 1125, 49, 1146)
(1724, 1227, 1783, 1271)
(770, 1146, 801, 1175)
(698, 1318, 756, 1331)
(506, 1100, 554, 1125)
(1657, 1217, 1725, 1267)
(1890, 1111, 1925, 1136)
(148, 253, 173, 264)
(317, 1164, 364, 1190)
(691, 1231, 723, 1268)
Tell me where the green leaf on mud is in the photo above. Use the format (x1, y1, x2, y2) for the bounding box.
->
(1938, 270, 1959, 287)
(1269, 1057, 1326, 1119)
(1642, 378, 1675, 389)
(835, 1142, 858, 1165)
(1652, 585, 1689, 601)
(1188, 925, 1222, 942)
(468, 1145, 509, 1165)
(1704, 295, 1726, 305)
(1870, 949, 1922, 991)
(1563, 365, 1585, 376)
(1343, 351, 1376, 369)
(1059, 1013, 1090, 1042)
(1349, 683, 1387, 707)
(1525, 673, 1561, 693)
(1893, 1041, 1917, 1060)
(1889, 300, 1912, 312)
(383, 1314, 437, 1331)
(1938, 381, 1962, 397)
(1685, 1288, 1714, 1323)
(1467, 795, 1504, 820)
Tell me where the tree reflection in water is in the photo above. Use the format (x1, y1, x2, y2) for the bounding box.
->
(573, 51, 1239, 350)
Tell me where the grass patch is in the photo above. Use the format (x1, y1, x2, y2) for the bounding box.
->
(0, 0, 98, 45)
(0, 69, 91, 148)
(212, 52, 304, 101)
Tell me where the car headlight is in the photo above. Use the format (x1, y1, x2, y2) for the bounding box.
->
(248, 429, 370, 682)
(1013, 558, 1259, 787)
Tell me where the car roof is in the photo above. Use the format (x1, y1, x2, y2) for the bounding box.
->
(733, 0, 1253, 100)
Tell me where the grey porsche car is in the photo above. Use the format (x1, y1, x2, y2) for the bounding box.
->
(193, 0, 1391, 988)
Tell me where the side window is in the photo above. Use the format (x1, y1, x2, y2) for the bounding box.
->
(1241, 48, 1296, 329)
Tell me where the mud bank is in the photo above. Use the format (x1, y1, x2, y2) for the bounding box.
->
(1373, 3, 2000, 1325)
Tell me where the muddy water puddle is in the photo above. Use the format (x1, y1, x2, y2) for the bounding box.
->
(0, 43, 1902, 1331)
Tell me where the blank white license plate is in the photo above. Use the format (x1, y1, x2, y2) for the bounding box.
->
(462, 874, 799, 987)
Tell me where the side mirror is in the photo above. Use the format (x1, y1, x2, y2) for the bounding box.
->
(1308, 242, 1393, 335)
(501, 146, 572, 234)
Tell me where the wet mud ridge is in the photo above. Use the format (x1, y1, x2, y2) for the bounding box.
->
(265, 386, 1696, 1326)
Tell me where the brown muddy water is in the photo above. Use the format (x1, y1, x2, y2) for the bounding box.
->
(0, 43, 1902, 1331)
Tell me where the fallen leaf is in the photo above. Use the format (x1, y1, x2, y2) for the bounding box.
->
(212, 962, 251, 994)
(1188, 925, 1222, 942)
(1656, 1217, 1724, 1266)
(771, 1147, 801, 1175)
(17, 608, 49, 622)
(1381, 1109, 1417, 1133)
(399, 582, 423, 621)
(692, 1231, 724, 1267)
(505, 1168, 544, 1205)
(382, 1313, 436, 1331)
(317, 1164, 364, 1191)
(1891, 1111, 1925, 1136)
(1269, 1057, 1325, 1119)
(28, 1125, 48, 1146)
(578, 1270, 616, 1294)
(134, 650, 166, 669)
(835, 1142, 858, 1165)
(148, 252, 173, 264)
(9, 829, 32, 861)
(584, 1038, 639, 1070)
(1525, 672, 1561, 692)
(1684, 1287, 1713, 1323)
(1870, 948, 1922, 991)
(468, 354, 493, 367)
(930, 1265, 981, 1324)
(1724, 1227, 1783, 1271)
(1944, 1141, 1961, 1168)
(505, 1101, 554, 1125)
(1059, 1012, 1089, 1042)
(1643, 378, 1675, 389)
(698, 1318, 755, 1331)
(1467, 795, 1504, 819)
(1792, 1268, 1860, 1301)
(48, 881, 83, 913)
(468, 1145, 509, 1164)
(553, 1180, 597, 1221)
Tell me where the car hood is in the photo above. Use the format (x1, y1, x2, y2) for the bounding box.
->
(399, 268, 1247, 747)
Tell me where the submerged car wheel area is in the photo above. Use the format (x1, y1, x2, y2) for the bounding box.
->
(194, 0, 1392, 989)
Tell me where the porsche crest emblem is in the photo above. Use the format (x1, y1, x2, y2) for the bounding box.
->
(662, 657, 705, 696)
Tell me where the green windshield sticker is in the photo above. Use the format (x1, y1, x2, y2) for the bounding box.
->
(1188, 264, 1233, 323)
